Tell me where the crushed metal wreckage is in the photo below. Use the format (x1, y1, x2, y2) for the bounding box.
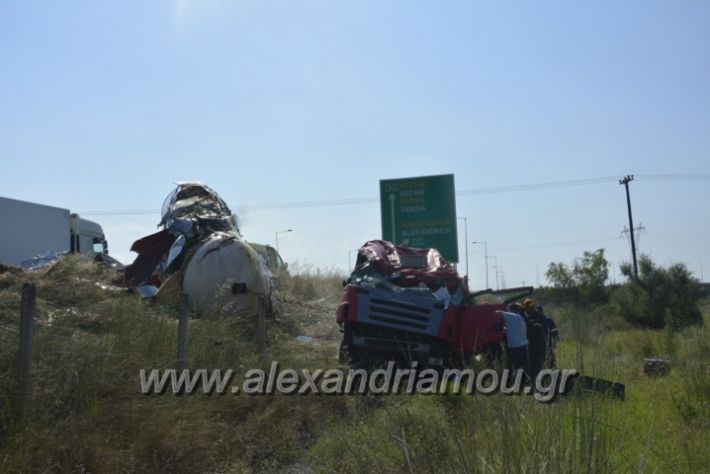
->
(124, 182, 271, 316)
(348, 239, 466, 308)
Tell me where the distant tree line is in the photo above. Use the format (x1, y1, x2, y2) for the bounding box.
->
(543, 249, 705, 330)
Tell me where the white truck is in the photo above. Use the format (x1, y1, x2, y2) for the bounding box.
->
(0, 196, 108, 267)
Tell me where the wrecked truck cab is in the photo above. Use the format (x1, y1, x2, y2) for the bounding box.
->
(125, 182, 272, 316)
(337, 240, 521, 368)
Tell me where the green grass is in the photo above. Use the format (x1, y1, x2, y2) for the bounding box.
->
(0, 257, 708, 472)
(310, 324, 709, 473)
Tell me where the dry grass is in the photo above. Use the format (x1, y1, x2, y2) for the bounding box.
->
(0, 257, 350, 473)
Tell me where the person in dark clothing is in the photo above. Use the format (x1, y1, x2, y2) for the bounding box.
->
(536, 304, 559, 368)
(522, 299, 546, 381)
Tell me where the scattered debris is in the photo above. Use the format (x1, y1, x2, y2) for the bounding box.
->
(20, 250, 66, 270)
(94, 282, 124, 292)
(644, 357, 671, 377)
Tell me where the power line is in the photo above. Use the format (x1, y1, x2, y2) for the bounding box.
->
(243, 176, 623, 209)
(457, 176, 620, 195)
(494, 236, 621, 253)
(78, 176, 621, 215)
(80, 209, 159, 216)
(643, 234, 708, 248)
(240, 196, 377, 210)
(78, 173, 710, 216)
(635, 173, 710, 181)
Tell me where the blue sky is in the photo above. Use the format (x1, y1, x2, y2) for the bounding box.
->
(2, 1, 709, 287)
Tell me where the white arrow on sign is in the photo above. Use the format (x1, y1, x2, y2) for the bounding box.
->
(388, 193, 397, 244)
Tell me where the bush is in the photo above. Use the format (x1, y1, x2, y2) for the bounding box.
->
(612, 255, 705, 330)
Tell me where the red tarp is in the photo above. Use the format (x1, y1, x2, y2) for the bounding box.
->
(124, 229, 176, 287)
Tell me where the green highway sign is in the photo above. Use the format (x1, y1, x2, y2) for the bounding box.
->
(380, 174, 459, 262)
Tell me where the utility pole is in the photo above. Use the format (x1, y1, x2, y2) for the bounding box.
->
(619, 175, 639, 279)
(536, 263, 541, 288)
(458, 217, 469, 279)
(472, 241, 489, 289)
(698, 259, 704, 282)
(275, 229, 292, 252)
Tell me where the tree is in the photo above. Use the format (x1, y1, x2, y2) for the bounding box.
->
(613, 255, 705, 329)
(545, 249, 610, 304)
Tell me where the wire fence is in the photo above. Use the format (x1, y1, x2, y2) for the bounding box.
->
(8, 283, 271, 422)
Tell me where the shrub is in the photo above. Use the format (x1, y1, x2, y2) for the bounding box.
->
(612, 255, 705, 330)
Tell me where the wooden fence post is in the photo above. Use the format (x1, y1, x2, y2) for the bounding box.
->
(177, 293, 189, 370)
(18, 282, 36, 415)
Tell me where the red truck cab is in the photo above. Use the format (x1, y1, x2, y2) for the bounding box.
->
(337, 240, 532, 368)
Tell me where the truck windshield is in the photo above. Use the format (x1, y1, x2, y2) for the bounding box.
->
(92, 238, 107, 254)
